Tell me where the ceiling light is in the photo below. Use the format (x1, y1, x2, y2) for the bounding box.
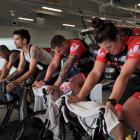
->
(62, 24, 76, 27)
(18, 17, 34, 21)
(100, 17, 106, 20)
(138, 3, 140, 6)
(42, 6, 62, 12)
(86, 19, 92, 22)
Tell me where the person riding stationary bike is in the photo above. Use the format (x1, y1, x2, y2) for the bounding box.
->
(0, 45, 29, 102)
(5, 29, 52, 93)
(0, 45, 30, 81)
(68, 17, 140, 140)
(40, 35, 94, 96)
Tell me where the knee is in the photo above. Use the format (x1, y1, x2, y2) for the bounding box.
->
(69, 78, 84, 89)
(69, 77, 75, 86)
(121, 100, 134, 121)
(69, 75, 84, 87)
(69, 79, 79, 89)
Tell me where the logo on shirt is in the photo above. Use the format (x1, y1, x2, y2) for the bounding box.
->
(98, 49, 106, 57)
(129, 45, 140, 55)
(118, 56, 127, 63)
(70, 44, 80, 51)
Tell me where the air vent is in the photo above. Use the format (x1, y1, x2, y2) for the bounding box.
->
(22, 0, 59, 3)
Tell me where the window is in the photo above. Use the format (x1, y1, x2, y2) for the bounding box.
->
(0, 38, 16, 73)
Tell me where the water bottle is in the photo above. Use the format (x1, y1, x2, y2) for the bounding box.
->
(5, 92, 13, 101)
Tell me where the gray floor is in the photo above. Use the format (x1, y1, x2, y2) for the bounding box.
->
(0, 105, 18, 124)
(0, 105, 19, 140)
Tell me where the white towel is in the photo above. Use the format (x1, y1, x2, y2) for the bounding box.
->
(33, 83, 72, 121)
(90, 84, 102, 103)
(33, 85, 62, 140)
(55, 96, 120, 139)
(33, 85, 119, 139)
(33, 85, 47, 112)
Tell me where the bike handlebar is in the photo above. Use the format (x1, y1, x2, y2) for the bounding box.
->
(19, 82, 32, 88)
(0, 81, 33, 94)
(42, 88, 47, 103)
(99, 107, 105, 116)
(59, 96, 70, 123)
(41, 88, 70, 123)
(0, 80, 32, 88)
(0, 80, 10, 85)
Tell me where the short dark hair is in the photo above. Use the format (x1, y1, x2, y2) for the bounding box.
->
(0, 45, 9, 53)
(119, 27, 132, 36)
(92, 17, 119, 43)
(51, 35, 66, 49)
(13, 29, 30, 44)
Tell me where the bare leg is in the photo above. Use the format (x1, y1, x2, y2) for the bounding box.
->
(123, 96, 140, 132)
(108, 104, 125, 140)
(117, 111, 126, 140)
(69, 73, 85, 95)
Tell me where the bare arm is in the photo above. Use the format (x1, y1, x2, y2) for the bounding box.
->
(0, 59, 8, 78)
(0, 53, 19, 79)
(78, 60, 106, 100)
(68, 60, 107, 103)
(44, 54, 61, 82)
(54, 55, 78, 87)
(15, 46, 39, 83)
(6, 51, 25, 81)
(109, 58, 140, 101)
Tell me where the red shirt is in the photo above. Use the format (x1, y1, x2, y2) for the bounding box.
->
(53, 39, 94, 77)
(96, 36, 140, 64)
(67, 39, 86, 59)
(54, 39, 86, 60)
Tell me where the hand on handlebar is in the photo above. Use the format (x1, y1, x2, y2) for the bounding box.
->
(6, 80, 20, 92)
(32, 80, 45, 88)
(68, 94, 82, 103)
(106, 101, 117, 114)
(0, 78, 6, 84)
(45, 85, 59, 95)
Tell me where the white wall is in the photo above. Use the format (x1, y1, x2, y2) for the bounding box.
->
(0, 25, 79, 48)
(0, 25, 78, 70)
(0, 38, 16, 50)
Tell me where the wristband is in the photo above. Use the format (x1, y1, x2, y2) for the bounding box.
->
(107, 99, 117, 106)
(43, 80, 48, 85)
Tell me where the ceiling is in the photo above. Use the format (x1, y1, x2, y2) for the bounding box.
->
(1, 0, 140, 31)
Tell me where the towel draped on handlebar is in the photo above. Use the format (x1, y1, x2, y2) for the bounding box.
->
(33, 85, 120, 140)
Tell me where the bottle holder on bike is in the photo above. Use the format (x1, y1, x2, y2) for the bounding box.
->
(0, 82, 33, 128)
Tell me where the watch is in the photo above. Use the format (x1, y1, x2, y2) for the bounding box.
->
(107, 99, 117, 106)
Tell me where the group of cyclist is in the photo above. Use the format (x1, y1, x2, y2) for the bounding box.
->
(0, 17, 140, 140)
